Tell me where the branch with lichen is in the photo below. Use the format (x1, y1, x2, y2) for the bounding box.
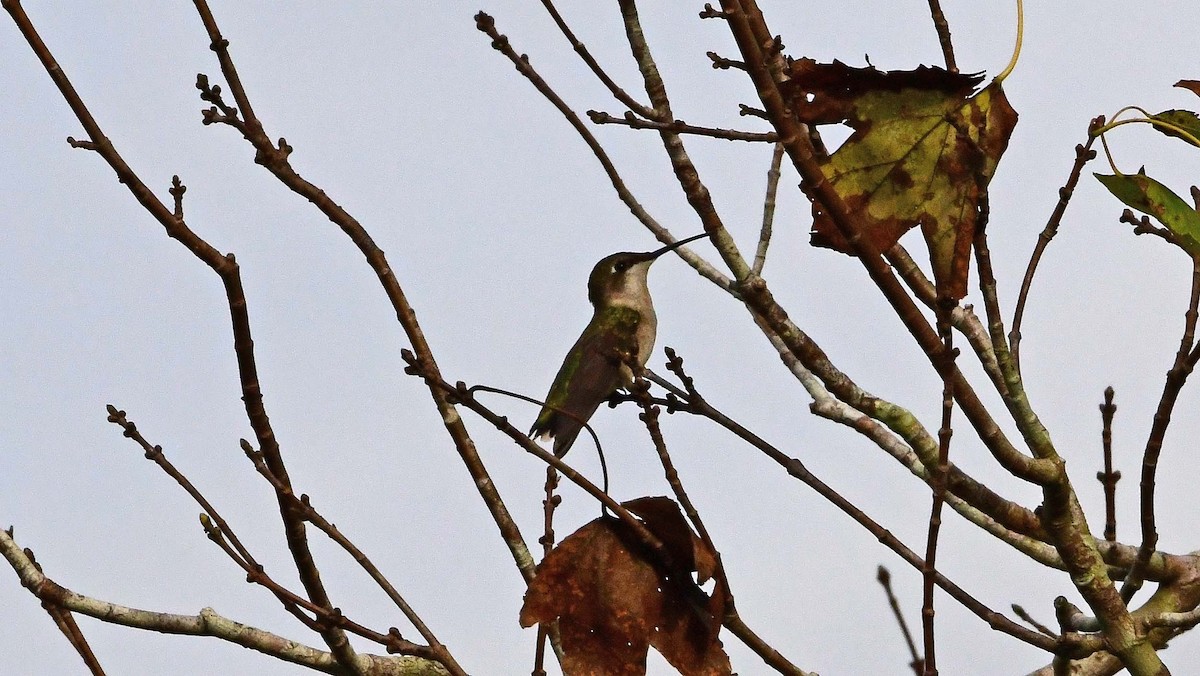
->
(0, 529, 451, 676)
(630, 355, 1060, 653)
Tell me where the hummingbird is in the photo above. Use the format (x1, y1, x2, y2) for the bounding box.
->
(530, 232, 709, 456)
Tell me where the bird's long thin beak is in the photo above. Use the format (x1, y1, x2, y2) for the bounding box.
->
(647, 232, 710, 260)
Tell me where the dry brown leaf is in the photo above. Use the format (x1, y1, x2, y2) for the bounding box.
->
(520, 497, 730, 675)
(1175, 79, 1200, 98)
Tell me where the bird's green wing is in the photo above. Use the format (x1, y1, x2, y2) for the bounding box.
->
(530, 306, 640, 456)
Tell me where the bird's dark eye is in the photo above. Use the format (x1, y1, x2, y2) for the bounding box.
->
(613, 262, 628, 273)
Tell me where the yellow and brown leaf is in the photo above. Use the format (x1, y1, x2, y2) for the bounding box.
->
(784, 59, 1018, 300)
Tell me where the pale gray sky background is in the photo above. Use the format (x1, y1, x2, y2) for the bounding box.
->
(4, 2, 1200, 674)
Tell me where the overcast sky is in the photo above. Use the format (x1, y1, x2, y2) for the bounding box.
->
(4, 2, 1200, 674)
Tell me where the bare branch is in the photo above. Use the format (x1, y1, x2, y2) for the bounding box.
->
(1124, 209, 1177, 245)
(102, 407, 458, 668)
(629, 367, 733, 602)
(238, 441, 467, 675)
(886, 244, 1007, 394)
(921, 300, 958, 676)
(401, 356, 680, 574)
(720, 4, 1158, 668)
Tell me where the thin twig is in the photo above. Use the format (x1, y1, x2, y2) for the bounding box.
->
(533, 464, 560, 676)
(723, 615, 809, 676)
(1098, 387, 1120, 542)
(886, 243, 1007, 395)
(103, 407, 449, 663)
(19, 550, 108, 675)
(539, 466, 561, 553)
(877, 566, 923, 675)
(1011, 604, 1058, 638)
(538, 0, 659, 119)
(105, 406, 259, 572)
(707, 50, 746, 71)
(588, 109, 776, 142)
(753, 143, 785, 275)
(41, 602, 107, 675)
(1010, 125, 1101, 369)
(1124, 209, 1178, 245)
(739, 104, 769, 119)
(1122, 256, 1200, 604)
(970, 198, 1013, 381)
(921, 300, 957, 676)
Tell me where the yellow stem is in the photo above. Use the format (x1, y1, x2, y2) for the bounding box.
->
(995, 0, 1024, 83)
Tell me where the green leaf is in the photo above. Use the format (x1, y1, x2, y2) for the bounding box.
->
(1150, 109, 1200, 148)
(1095, 171, 1200, 256)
